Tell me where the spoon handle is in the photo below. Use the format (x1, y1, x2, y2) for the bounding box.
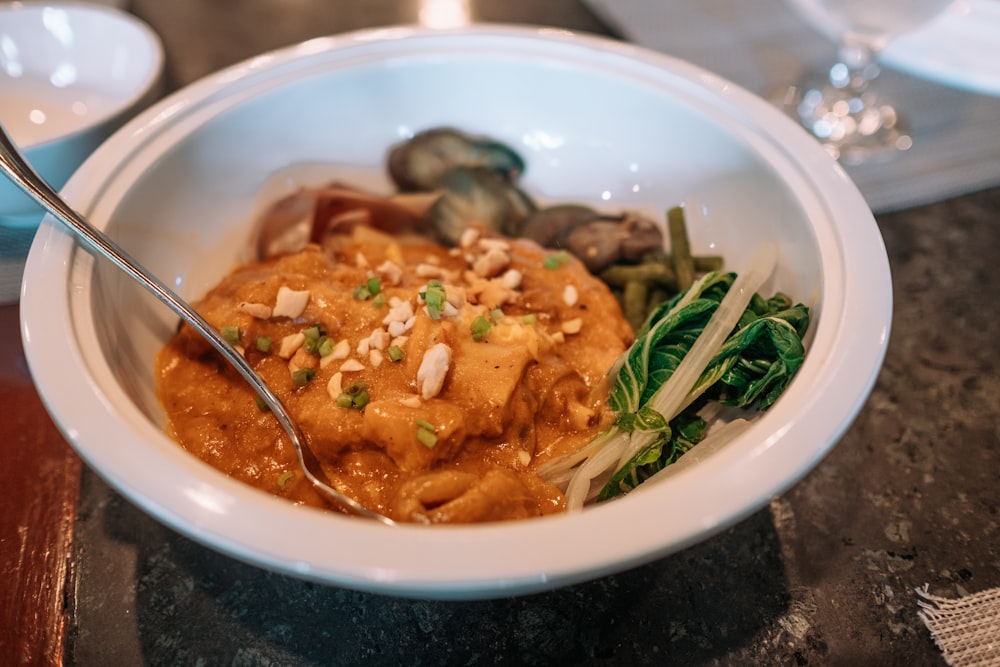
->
(0, 125, 393, 525)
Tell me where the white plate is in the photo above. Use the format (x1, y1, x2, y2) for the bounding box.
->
(882, 0, 1000, 97)
(20, 25, 890, 599)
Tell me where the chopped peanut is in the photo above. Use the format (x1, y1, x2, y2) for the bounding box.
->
(326, 371, 344, 400)
(477, 282, 514, 310)
(444, 284, 467, 309)
(288, 347, 316, 374)
(399, 395, 422, 409)
(499, 269, 523, 290)
(368, 328, 391, 351)
(330, 339, 351, 360)
(387, 320, 408, 337)
(458, 227, 480, 249)
(340, 358, 365, 372)
(272, 286, 310, 319)
(376, 260, 403, 286)
(477, 237, 510, 252)
(416, 342, 452, 399)
(472, 247, 510, 278)
(237, 301, 272, 319)
(278, 332, 306, 359)
(563, 284, 579, 307)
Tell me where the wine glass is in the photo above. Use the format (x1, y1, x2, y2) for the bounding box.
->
(775, 0, 956, 165)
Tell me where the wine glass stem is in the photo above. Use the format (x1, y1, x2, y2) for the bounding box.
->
(833, 39, 879, 94)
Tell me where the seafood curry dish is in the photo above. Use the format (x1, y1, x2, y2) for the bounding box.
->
(155, 128, 810, 524)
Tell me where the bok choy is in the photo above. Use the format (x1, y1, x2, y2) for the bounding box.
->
(539, 244, 810, 510)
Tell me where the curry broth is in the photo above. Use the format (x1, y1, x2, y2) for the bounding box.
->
(155, 227, 632, 523)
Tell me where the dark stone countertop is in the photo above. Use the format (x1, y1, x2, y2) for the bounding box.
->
(62, 2, 1000, 665)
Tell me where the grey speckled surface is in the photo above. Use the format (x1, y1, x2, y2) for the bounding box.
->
(64, 2, 999, 664)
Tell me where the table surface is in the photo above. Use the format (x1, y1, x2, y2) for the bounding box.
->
(3, 1, 998, 665)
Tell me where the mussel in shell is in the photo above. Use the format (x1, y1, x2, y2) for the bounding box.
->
(425, 166, 537, 246)
(519, 204, 664, 273)
(388, 127, 526, 192)
(253, 128, 665, 276)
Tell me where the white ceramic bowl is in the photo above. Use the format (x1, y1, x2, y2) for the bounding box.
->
(0, 1, 163, 226)
(20, 26, 891, 599)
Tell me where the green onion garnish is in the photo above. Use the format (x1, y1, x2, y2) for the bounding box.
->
(416, 422, 438, 448)
(343, 381, 365, 395)
(367, 276, 382, 296)
(420, 279, 447, 320)
(221, 325, 240, 345)
(337, 381, 370, 409)
(255, 335, 272, 353)
(387, 345, 404, 362)
(521, 314, 537, 325)
(470, 315, 491, 341)
(317, 337, 334, 357)
(543, 251, 571, 270)
(351, 388, 370, 409)
(489, 308, 504, 323)
(291, 368, 316, 387)
(254, 394, 271, 412)
(302, 325, 322, 352)
(353, 284, 372, 300)
(372, 292, 386, 308)
(277, 470, 296, 489)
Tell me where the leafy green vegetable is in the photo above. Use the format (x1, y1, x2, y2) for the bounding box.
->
(539, 245, 809, 509)
(608, 271, 734, 422)
(595, 271, 809, 500)
(597, 412, 706, 501)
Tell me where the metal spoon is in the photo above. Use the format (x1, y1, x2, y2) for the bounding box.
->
(0, 124, 395, 526)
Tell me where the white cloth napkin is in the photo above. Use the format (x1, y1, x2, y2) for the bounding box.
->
(918, 586, 1000, 666)
(583, 0, 1000, 213)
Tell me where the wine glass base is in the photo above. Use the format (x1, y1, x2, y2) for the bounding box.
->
(772, 78, 913, 166)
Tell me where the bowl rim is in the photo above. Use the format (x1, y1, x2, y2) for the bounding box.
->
(0, 0, 166, 152)
(20, 24, 892, 599)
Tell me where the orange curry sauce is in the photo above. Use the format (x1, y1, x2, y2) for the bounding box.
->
(155, 227, 632, 523)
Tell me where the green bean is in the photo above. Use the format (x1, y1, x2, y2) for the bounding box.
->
(647, 286, 670, 316)
(622, 280, 649, 332)
(667, 206, 694, 292)
(600, 262, 677, 288)
(600, 208, 725, 332)
(695, 255, 723, 272)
